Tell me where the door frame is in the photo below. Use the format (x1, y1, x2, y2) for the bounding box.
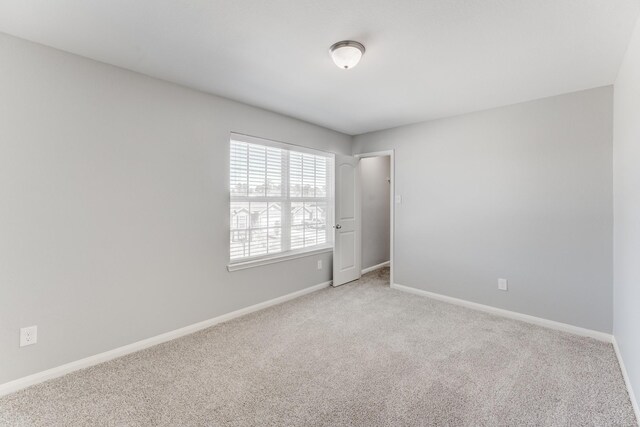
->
(354, 150, 395, 286)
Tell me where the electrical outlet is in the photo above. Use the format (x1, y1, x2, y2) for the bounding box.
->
(317, 260, 322, 270)
(20, 325, 37, 347)
(498, 278, 508, 291)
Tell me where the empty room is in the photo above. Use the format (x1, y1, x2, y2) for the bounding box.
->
(1, 1, 639, 425)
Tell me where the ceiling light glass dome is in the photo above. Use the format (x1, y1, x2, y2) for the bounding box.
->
(329, 41, 365, 70)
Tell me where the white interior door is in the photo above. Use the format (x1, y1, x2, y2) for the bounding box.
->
(333, 154, 361, 286)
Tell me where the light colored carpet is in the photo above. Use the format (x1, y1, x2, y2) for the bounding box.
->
(0, 268, 636, 426)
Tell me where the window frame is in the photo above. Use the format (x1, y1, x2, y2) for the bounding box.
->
(227, 133, 334, 271)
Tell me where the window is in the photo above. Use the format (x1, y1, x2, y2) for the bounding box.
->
(229, 133, 334, 267)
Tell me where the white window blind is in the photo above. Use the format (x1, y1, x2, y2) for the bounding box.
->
(229, 133, 334, 264)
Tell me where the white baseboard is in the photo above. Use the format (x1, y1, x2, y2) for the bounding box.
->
(362, 261, 390, 275)
(613, 336, 640, 424)
(0, 280, 332, 397)
(391, 283, 612, 342)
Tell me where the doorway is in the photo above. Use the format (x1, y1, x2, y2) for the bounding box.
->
(332, 150, 394, 287)
(356, 151, 394, 286)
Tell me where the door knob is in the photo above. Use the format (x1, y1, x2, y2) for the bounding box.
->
(334, 224, 342, 229)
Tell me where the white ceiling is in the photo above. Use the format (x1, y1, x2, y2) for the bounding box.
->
(1, 1, 638, 135)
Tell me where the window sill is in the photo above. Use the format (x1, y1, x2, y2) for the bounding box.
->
(227, 246, 333, 272)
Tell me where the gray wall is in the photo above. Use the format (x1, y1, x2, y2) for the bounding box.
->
(353, 87, 614, 333)
(0, 33, 351, 384)
(360, 156, 391, 270)
(613, 15, 640, 412)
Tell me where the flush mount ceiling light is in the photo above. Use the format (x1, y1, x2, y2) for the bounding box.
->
(329, 40, 365, 70)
